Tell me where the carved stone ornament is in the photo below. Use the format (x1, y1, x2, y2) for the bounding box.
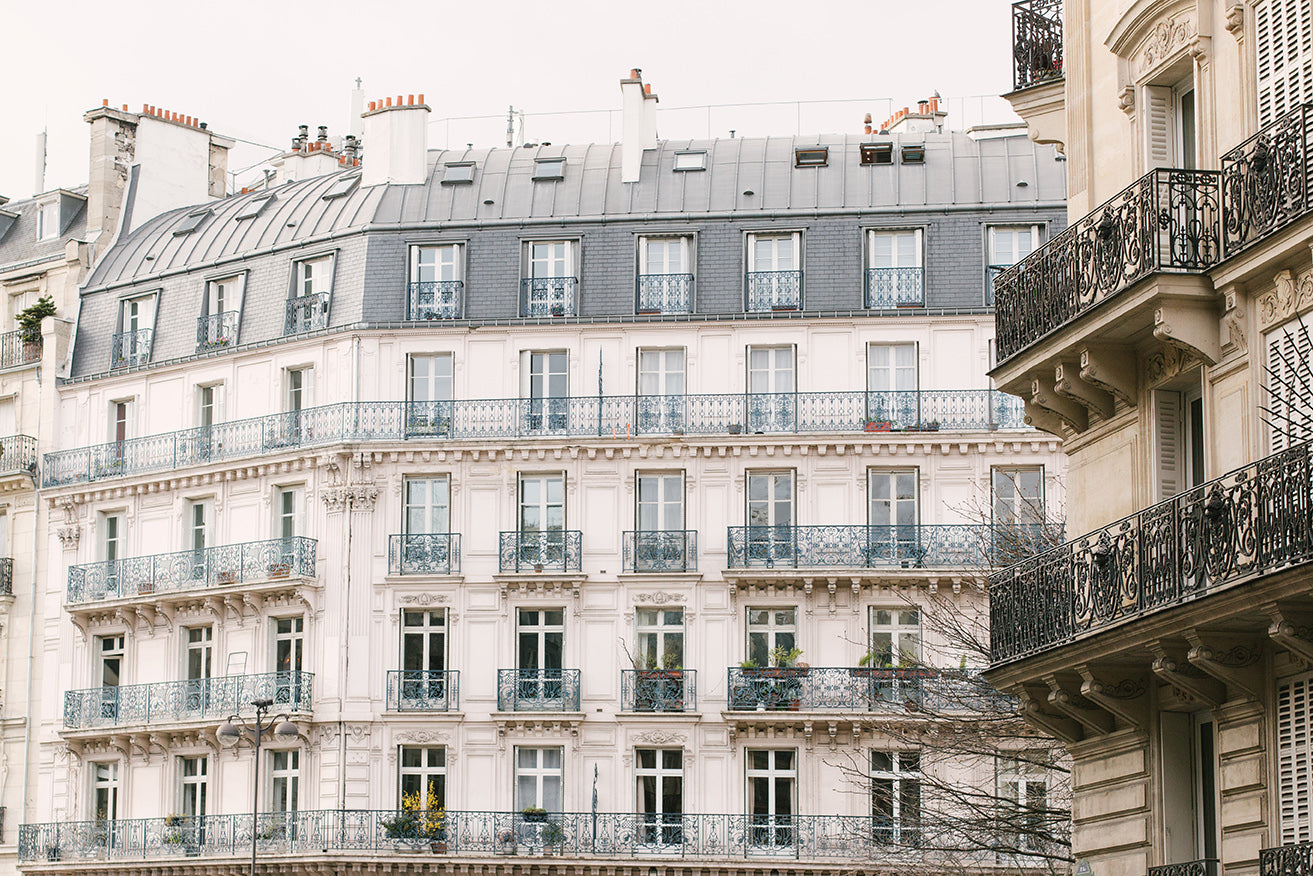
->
(632, 730, 687, 745)
(1138, 16, 1194, 74)
(399, 593, 450, 606)
(395, 729, 451, 745)
(57, 526, 81, 548)
(634, 592, 683, 605)
(1258, 269, 1313, 331)
(1119, 86, 1136, 116)
(1145, 344, 1185, 385)
(1226, 2, 1245, 37)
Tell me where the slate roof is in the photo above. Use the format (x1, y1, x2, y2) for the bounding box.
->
(0, 187, 88, 272)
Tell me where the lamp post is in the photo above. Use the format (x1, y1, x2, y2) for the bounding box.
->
(217, 697, 300, 876)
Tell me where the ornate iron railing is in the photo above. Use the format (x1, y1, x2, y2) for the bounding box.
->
(993, 168, 1221, 363)
(408, 280, 464, 320)
(0, 435, 37, 475)
(498, 530, 582, 573)
(196, 311, 239, 352)
(386, 669, 460, 711)
(865, 267, 925, 308)
(110, 329, 152, 369)
(19, 810, 984, 863)
(726, 524, 1038, 569)
(725, 667, 1004, 712)
(990, 442, 1313, 665)
(1012, 0, 1063, 91)
(66, 536, 317, 604)
(1262, 842, 1313, 876)
(388, 533, 461, 575)
(43, 391, 1029, 487)
(63, 670, 314, 729)
(745, 270, 803, 312)
(0, 328, 41, 369)
(284, 292, 330, 334)
(636, 273, 693, 313)
(496, 669, 581, 711)
(621, 669, 697, 712)
(0, 558, 12, 597)
(519, 277, 577, 317)
(1221, 103, 1313, 256)
(622, 531, 698, 572)
(1148, 861, 1217, 876)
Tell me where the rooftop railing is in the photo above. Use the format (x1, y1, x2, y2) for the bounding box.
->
(285, 292, 330, 334)
(196, 311, 239, 352)
(498, 531, 582, 573)
(0, 435, 37, 476)
(1012, 0, 1064, 91)
(110, 328, 152, 369)
(386, 669, 460, 711)
(408, 280, 463, 320)
(726, 524, 1041, 569)
(496, 668, 581, 711)
(622, 530, 697, 572)
(989, 441, 1313, 666)
(865, 267, 924, 308)
(66, 536, 316, 604)
(621, 669, 697, 712)
(0, 329, 41, 369)
(636, 273, 693, 314)
(745, 270, 803, 312)
(519, 277, 577, 317)
(62, 670, 313, 729)
(43, 391, 1028, 487)
(388, 533, 461, 575)
(726, 667, 1003, 712)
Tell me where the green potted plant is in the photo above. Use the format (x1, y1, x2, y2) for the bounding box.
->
(541, 819, 565, 854)
(16, 294, 55, 359)
(521, 806, 548, 823)
(765, 646, 808, 710)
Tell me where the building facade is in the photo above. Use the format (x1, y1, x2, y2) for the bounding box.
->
(20, 76, 1065, 874)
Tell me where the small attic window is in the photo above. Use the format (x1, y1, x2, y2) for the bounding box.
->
(673, 151, 707, 172)
(234, 193, 275, 221)
(860, 143, 894, 165)
(173, 209, 211, 236)
(901, 144, 926, 164)
(442, 163, 475, 185)
(533, 158, 566, 181)
(794, 147, 828, 168)
(36, 201, 60, 240)
(322, 173, 361, 200)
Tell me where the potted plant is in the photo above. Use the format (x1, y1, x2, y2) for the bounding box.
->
(497, 828, 517, 855)
(163, 814, 187, 848)
(634, 651, 684, 711)
(551, 305, 565, 317)
(541, 819, 565, 854)
(731, 658, 764, 710)
(267, 562, 292, 579)
(728, 423, 743, 435)
(521, 806, 548, 823)
(764, 646, 808, 710)
(16, 295, 55, 360)
(383, 788, 445, 850)
(216, 569, 238, 584)
(864, 419, 893, 432)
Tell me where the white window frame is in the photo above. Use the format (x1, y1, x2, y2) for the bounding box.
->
(869, 608, 923, 668)
(183, 625, 213, 680)
(178, 755, 209, 818)
(1257, 0, 1313, 126)
(519, 473, 565, 533)
(635, 607, 684, 670)
(636, 472, 684, 532)
(187, 499, 211, 553)
(196, 383, 224, 428)
(635, 747, 684, 846)
(91, 760, 121, 821)
(294, 255, 335, 299)
(285, 367, 312, 413)
(639, 236, 691, 275)
(268, 749, 300, 813)
(102, 513, 123, 563)
(37, 201, 60, 241)
(745, 748, 796, 848)
(273, 616, 304, 674)
(1266, 315, 1313, 453)
(997, 753, 1050, 854)
(746, 606, 797, 667)
(205, 274, 245, 319)
(399, 746, 447, 810)
(404, 476, 450, 535)
(401, 609, 447, 673)
(275, 486, 303, 540)
(991, 466, 1045, 527)
(410, 243, 464, 283)
(515, 746, 564, 811)
(868, 229, 923, 268)
(747, 232, 801, 272)
(871, 750, 921, 844)
(868, 469, 919, 528)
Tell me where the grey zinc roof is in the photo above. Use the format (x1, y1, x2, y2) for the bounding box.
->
(0, 187, 88, 272)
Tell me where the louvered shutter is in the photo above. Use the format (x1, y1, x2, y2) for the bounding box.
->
(1267, 317, 1313, 453)
(1256, 0, 1313, 127)
(1280, 675, 1313, 843)
(1143, 86, 1175, 168)
(1154, 390, 1184, 501)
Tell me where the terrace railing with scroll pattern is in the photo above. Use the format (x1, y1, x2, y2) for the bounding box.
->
(62, 670, 314, 729)
(284, 292, 330, 335)
(1262, 842, 1313, 876)
(66, 536, 317, 604)
(745, 270, 803, 312)
(110, 328, 152, 369)
(1148, 861, 1218, 876)
(622, 530, 698, 572)
(1221, 103, 1313, 256)
(0, 435, 37, 476)
(725, 667, 1006, 713)
(0, 329, 41, 369)
(993, 168, 1221, 363)
(865, 267, 925, 308)
(989, 442, 1313, 665)
(519, 277, 577, 317)
(388, 533, 461, 575)
(386, 669, 460, 711)
(0, 558, 11, 597)
(636, 273, 694, 314)
(195, 311, 239, 352)
(496, 668, 581, 711)
(18, 809, 987, 863)
(1012, 0, 1064, 91)
(408, 280, 464, 320)
(498, 530, 582, 573)
(621, 669, 697, 712)
(726, 524, 1022, 569)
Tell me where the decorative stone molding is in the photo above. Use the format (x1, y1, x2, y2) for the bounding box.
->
(57, 526, 81, 547)
(1138, 16, 1193, 75)
(394, 729, 451, 745)
(1145, 343, 1186, 385)
(1118, 86, 1137, 117)
(1225, 2, 1245, 38)
(631, 730, 686, 745)
(633, 591, 683, 605)
(1222, 289, 1247, 356)
(398, 593, 449, 606)
(1259, 268, 1313, 331)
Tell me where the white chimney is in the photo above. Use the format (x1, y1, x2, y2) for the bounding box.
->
(620, 69, 659, 184)
(361, 94, 430, 187)
(349, 78, 365, 140)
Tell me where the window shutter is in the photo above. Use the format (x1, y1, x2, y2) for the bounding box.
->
(1267, 317, 1313, 453)
(1256, 0, 1313, 127)
(1280, 675, 1313, 844)
(1154, 390, 1183, 501)
(1143, 86, 1174, 168)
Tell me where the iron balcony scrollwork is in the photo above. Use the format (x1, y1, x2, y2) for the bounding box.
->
(621, 669, 697, 712)
(496, 668, 581, 711)
(0, 558, 12, 597)
(387, 533, 461, 575)
(0, 328, 41, 370)
(1148, 860, 1218, 876)
(1221, 103, 1311, 256)
(726, 524, 1031, 569)
(745, 270, 803, 312)
(386, 669, 460, 711)
(284, 292, 330, 334)
(1261, 842, 1313, 876)
(110, 329, 153, 369)
(1012, 0, 1064, 91)
(865, 267, 925, 308)
(195, 311, 239, 352)
(408, 280, 463, 320)
(62, 670, 314, 729)
(622, 530, 697, 572)
(636, 273, 693, 314)
(519, 277, 577, 317)
(0, 435, 38, 476)
(725, 666, 1006, 712)
(498, 530, 582, 573)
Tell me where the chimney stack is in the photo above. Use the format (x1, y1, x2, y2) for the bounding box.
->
(272, 125, 347, 184)
(361, 93, 431, 186)
(620, 68, 659, 184)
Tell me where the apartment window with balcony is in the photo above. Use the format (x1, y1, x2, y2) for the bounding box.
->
(187, 500, 211, 554)
(746, 232, 802, 312)
(522, 240, 577, 316)
(407, 354, 454, 437)
(275, 487, 302, 539)
(515, 746, 564, 810)
(401, 610, 447, 697)
(37, 201, 60, 241)
(1257, 0, 1313, 125)
(286, 368, 310, 413)
(524, 351, 568, 433)
(287, 255, 333, 334)
(986, 225, 1039, 305)
(867, 343, 917, 426)
(274, 617, 304, 675)
(869, 609, 921, 667)
(991, 467, 1044, 527)
(997, 753, 1052, 856)
(869, 470, 919, 562)
(409, 243, 464, 319)
(746, 749, 796, 848)
(91, 761, 120, 821)
(637, 348, 685, 432)
(1142, 77, 1197, 170)
(178, 756, 209, 819)
(269, 750, 299, 812)
(115, 294, 156, 368)
(636, 748, 684, 845)
(98, 634, 124, 721)
(199, 274, 244, 351)
(871, 750, 921, 844)
(747, 607, 797, 667)
(747, 346, 796, 433)
(636, 607, 684, 670)
(1278, 675, 1313, 843)
(399, 747, 447, 809)
(196, 383, 224, 428)
(102, 514, 123, 563)
(866, 229, 924, 307)
(746, 471, 794, 564)
(1153, 382, 1205, 500)
(183, 626, 213, 684)
(267, 367, 311, 449)
(404, 476, 450, 536)
(637, 236, 693, 314)
(517, 607, 564, 691)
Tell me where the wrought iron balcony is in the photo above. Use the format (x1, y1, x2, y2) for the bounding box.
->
(43, 391, 1029, 487)
(622, 530, 697, 572)
(408, 280, 463, 319)
(519, 277, 577, 317)
(0, 558, 11, 597)
(284, 292, 330, 334)
(195, 311, 239, 352)
(388, 533, 461, 575)
(726, 666, 1000, 712)
(1262, 842, 1312, 876)
(0, 435, 37, 476)
(63, 670, 313, 729)
(66, 536, 316, 604)
(993, 168, 1220, 363)
(386, 669, 460, 711)
(636, 273, 693, 314)
(1149, 861, 1218, 876)
(1221, 103, 1313, 256)
(726, 524, 1034, 569)
(865, 267, 924, 308)
(496, 668, 581, 711)
(745, 270, 803, 312)
(0, 328, 41, 369)
(990, 442, 1313, 666)
(110, 328, 152, 369)
(621, 669, 697, 712)
(498, 530, 582, 573)
(1012, 0, 1063, 91)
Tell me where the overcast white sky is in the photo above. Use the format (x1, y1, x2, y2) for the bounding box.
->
(3, 0, 1021, 200)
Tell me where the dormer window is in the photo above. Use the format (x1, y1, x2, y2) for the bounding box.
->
(234, 193, 275, 221)
(173, 209, 211, 237)
(901, 144, 925, 164)
(441, 163, 475, 185)
(533, 159, 566, 181)
(860, 143, 894, 165)
(673, 151, 707, 172)
(794, 148, 828, 168)
(322, 173, 360, 200)
(36, 202, 59, 241)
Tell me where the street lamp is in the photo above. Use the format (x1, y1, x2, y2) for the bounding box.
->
(217, 697, 300, 876)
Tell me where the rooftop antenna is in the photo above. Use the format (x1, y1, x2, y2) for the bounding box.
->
(34, 128, 47, 195)
(506, 106, 525, 148)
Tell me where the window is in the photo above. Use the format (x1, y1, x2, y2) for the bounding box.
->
(92, 761, 120, 821)
(276, 487, 302, 540)
(524, 351, 568, 433)
(867, 343, 918, 426)
(102, 514, 123, 563)
(636, 748, 684, 846)
(746, 750, 795, 848)
(404, 477, 450, 535)
(273, 616, 305, 706)
(269, 750, 299, 812)
(409, 244, 464, 319)
(998, 754, 1052, 855)
(37, 201, 60, 241)
(196, 384, 223, 428)
(673, 151, 707, 171)
(184, 626, 213, 682)
(322, 173, 360, 200)
(399, 747, 447, 810)
(1257, 0, 1313, 126)
(97, 635, 124, 721)
(636, 349, 686, 432)
(992, 467, 1045, 527)
(869, 470, 919, 562)
(523, 241, 576, 316)
(234, 193, 274, 221)
(517, 474, 566, 567)
(794, 147, 828, 167)
(637, 472, 684, 532)
(402, 610, 447, 677)
(109, 400, 133, 451)
(286, 368, 310, 413)
(516, 608, 565, 706)
(173, 209, 210, 236)
(867, 230, 924, 307)
(178, 756, 209, 819)
(987, 225, 1040, 304)
(901, 144, 925, 163)
(747, 607, 797, 667)
(746, 233, 802, 311)
(1153, 384, 1205, 499)
(269, 368, 311, 449)
(294, 255, 334, 299)
(187, 500, 211, 554)
(200, 275, 244, 350)
(1278, 674, 1313, 843)
(860, 143, 894, 165)
(532, 159, 566, 181)
(407, 354, 454, 436)
(515, 746, 564, 810)
(637, 237, 693, 314)
(746, 471, 794, 565)
(115, 296, 156, 367)
(871, 750, 921, 844)
(746, 346, 796, 433)
(635, 607, 684, 670)
(869, 608, 921, 667)
(441, 163, 475, 184)
(1141, 78, 1197, 168)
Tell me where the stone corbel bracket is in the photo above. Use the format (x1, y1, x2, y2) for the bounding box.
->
(1079, 346, 1137, 406)
(1022, 400, 1066, 438)
(1031, 374, 1089, 433)
(1154, 303, 1220, 365)
(1268, 606, 1313, 667)
(1054, 361, 1115, 420)
(1078, 666, 1149, 731)
(1044, 675, 1113, 736)
(1016, 685, 1083, 743)
(1151, 644, 1226, 707)
(1185, 630, 1263, 702)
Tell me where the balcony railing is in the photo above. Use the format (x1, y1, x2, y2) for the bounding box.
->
(727, 524, 1043, 569)
(0, 329, 41, 369)
(989, 442, 1313, 666)
(0, 558, 11, 597)
(196, 311, 239, 352)
(726, 667, 1001, 712)
(865, 267, 925, 308)
(408, 280, 463, 320)
(622, 530, 697, 572)
(498, 530, 582, 573)
(0, 435, 37, 476)
(43, 391, 1028, 488)
(519, 277, 577, 317)
(496, 668, 581, 711)
(19, 810, 981, 863)
(1149, 861, 1218, 876)
(993, 168, 1221, 363)
(386, 669, 460, 711)
(284, 292, 330, 334)
(1221, 103, 1313, 256)
(745, 270, 803, 312)
(110, 329, 152, 369)
(1012, 0, 1063, 91)
(636, 273, 693, 314)
(1262, 842, 1313, 876)
(66, 536, 317, 604)
(388, 533, 461, 575)
(621, 669, 697, 711)
(63, 670, 314, 729)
